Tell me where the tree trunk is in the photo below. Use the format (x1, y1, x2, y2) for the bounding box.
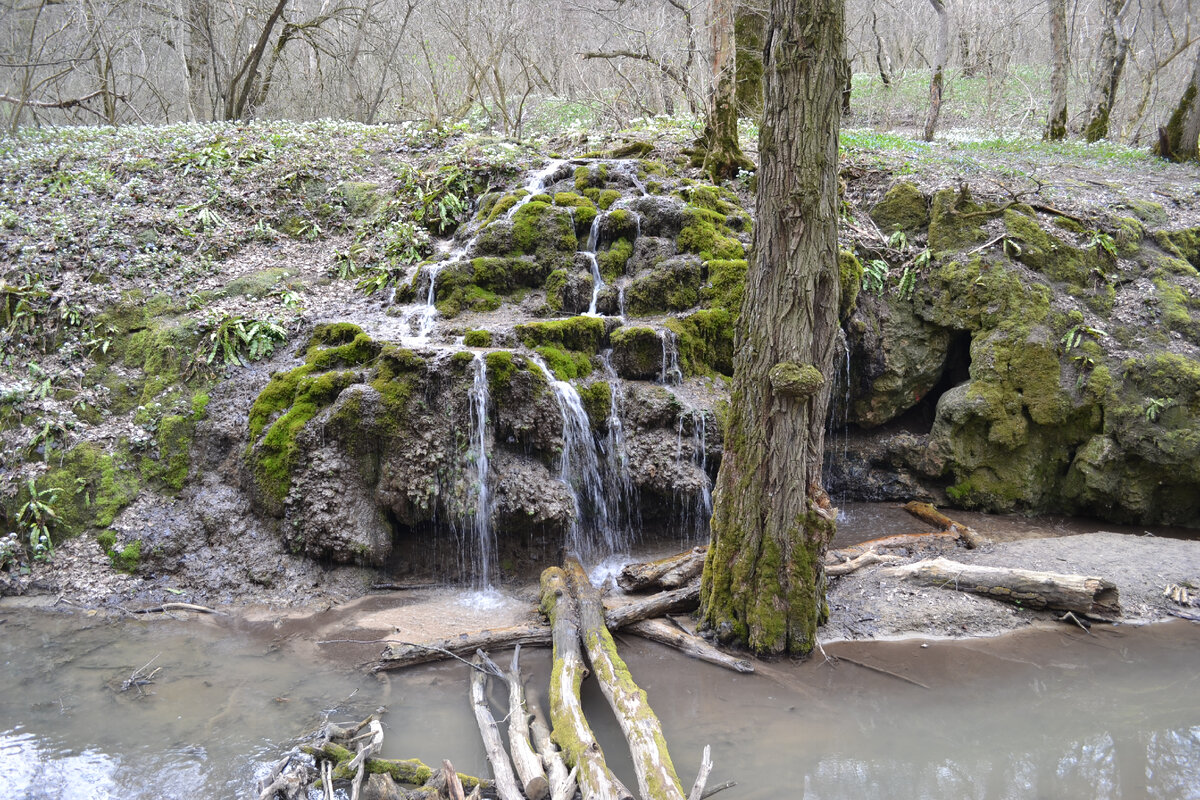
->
(871, 10, 892, 87)
(700, 0, 752, 180)
(539, 567, 633, 800)
(1081, 0, 1133, 142)
(223, 0, 290, 120)
(734, 5, 765, 118)
(1044, 0, 1069, 140)
(185, 0, 212, 121)
(1158, 45, 1200, 162)
(698, 0, 845, 657)
(617, 547, 706, 592)
(468, 654, 525, 800)
(923, 0, 949, 142)
(565, 559, 686, 800)
(884, 557, 1122, 618)
(502, 647, 550, 800)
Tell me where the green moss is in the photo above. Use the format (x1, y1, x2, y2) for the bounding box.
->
(597, 237, 633, 280)
(149, 414, 194, 491)
(463, 329, 493, 347)
(597, 189, 621, 210)
(1123, 198, 1168, 226)
(701, 258, 747, 315)
(609, 326, 662, 379)
(625, 258, 703, 315)
(308, 332, 380, 370)
(1152, 276, 1200, 340)
(191, 392, 210, 420)
(535, 345, 593, 381)
(768, 362, 823, 398)
(577, 381, 612, 431)
(1003, 209, 1092, 286)
(677, 209, 745, 261)
(1156, 227, 1200, 269)
(42, 442, 141, 536)
(666, 309, 735, 376)
(870, 181, 929, 232)
(514, 316, 606, 353)
(308, 322, 365, 349)
(482, 192, 522, 224)
(917, 255, 1052, 332)
(338, 181, 381, 216)
(225, 267, 295, 299)
(485, 350, 520, 393)
(1053, 216, 1085, 233)
(838, 250, 862, 319)
(436, 283, 502, 317)
(927, 188, 993, 254)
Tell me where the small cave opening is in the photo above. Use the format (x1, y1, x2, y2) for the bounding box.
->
(892, 329, 973, 434)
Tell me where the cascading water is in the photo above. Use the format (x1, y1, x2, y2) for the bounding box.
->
(505, 159, 567, 219)
(673, 406, 714, 540)
(584, 214, 604, 315)
(823, 329, 852, 521)
(466, 353, 496, 587)
(529, 356, 627, 563)
(658, 329, 682, 386)
(599, 350, 638, 537)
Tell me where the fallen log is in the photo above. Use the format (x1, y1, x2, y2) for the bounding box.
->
(301, 743, 493, 796)
(566, 558, 689, 800)
(528, 701, 578, 800)
(501, 646, 550, 800)
(624, 618, 753, 673)
(540, 567, 633, 800)
(884, 557, 1121, 618)
(469, 654, 525, 800)
(827, 532, 958, 562)
(824, 549, 905, 576)
(618, 547, 707, 592)
(901, 501, 987, 549)
(376, 582, 703, 671)
(602, 580, 701, 628)
(375, 625, 552, 671)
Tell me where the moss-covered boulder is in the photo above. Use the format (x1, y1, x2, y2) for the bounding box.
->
(624, 256, 703, 316)
(927, 188, 994, 254)
(870, 182, 929, 233)
(514, 316, 607, 353)
(610, 326, 663, 380)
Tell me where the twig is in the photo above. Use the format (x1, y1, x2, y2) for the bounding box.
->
(1058, 611, 1093, 633)
(833, 655, 931, 689)
(700, 780, 737, 798)
(965, 233, 1006, 255)
(129, 602, 224, 615)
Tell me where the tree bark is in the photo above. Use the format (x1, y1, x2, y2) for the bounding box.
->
(884, 557, 1122, 618)
(734, 4, 765, 118)
(700, 0, 752, 180)
(1158, 45, 1200, 162)
(923, 0, 949, 142)
(502, 647, 550, 800)
(699, 0, 846, 657)
(1044, 0, 1069, 140)
(539, 567, 633, 800)
(565, 559, 687, 800)
(603, 581, 701, 628)
(1081, 0, 1134, 142)
(528, 701, 578, 800)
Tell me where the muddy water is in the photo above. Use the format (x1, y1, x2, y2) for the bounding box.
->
(2, 601, 1199, 799)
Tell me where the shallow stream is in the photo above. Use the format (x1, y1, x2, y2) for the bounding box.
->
(2, 600, 1198, 799)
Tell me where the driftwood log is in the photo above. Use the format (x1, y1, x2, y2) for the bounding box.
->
(528, 700, 578, 800)
(624, 618, 753, 673)
(540, 567, 634, 800)
(375, 580, 703, 671)
(502, 647, 550, 800)
(824, 549, 905, 576)
(618, 547, 707, 591)
(566, 558, 688, 800)
(469, 653, 525, 800)
(885, 557, 1121, 618)
(902, 501, 988, 548)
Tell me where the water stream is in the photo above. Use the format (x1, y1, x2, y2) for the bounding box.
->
(3, 607, 1197, 800)
(466, 352, 495, 588)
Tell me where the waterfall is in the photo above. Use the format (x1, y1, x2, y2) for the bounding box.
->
(673, 407, 713, 541)
(823, 329, 852, 521)
(529, 356, 623, 563)
(658, 329, 682, 386)
(584, 214, 604, 316)
(467, 353, 496, 587)
(505, 159, 567, 219)
(599, 350, 638, 539)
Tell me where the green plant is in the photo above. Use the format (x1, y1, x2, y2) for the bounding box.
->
(1085, 230, 1118, 257)
(17, 479, 59, 562)
(1060, 323, 1108, 351)
(332, 243, 368, 279)
(0, 531, 20, 569)
(1145, 397, 1172, 422)
(29, 417, 71, 462)
(863, 259, 888, 296)
(199, 314, 288, 368)
(897, 265, 917, 300)
(888, 230, 909, 251)
(274, 286, 304, 312)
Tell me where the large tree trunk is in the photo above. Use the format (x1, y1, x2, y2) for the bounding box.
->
(1044, 0, 1069, 141)
(1158, 45, 1200, 162)
(923, 0, 949, 142)
(1081, 0, 1134, 142)
(700, 0, 753, 180)
(185, 0, 212, 122)
(698, 0, 845, 656)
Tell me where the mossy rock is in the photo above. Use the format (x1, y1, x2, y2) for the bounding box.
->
(666, 309, 735, 377)
(577, 381, 612, 431)
(838, 250, 862, 320)
(610, 326, 664, 380)
(870, 182, 929, 233)
(1121, 198, 1168, 227)
(463, 329, 493, 347)
(1002, 209, 1093, 287)
(597, 238, 633, 281)
(545, 267, 592, 314)
(599, 209, 639, 243)
(339, 181, 382, 216)
(701, 258, 747, 315)
(676, 208, 745, 261)
(625, 256, 703, 316)
(41, 442, 141, 537)
(225, 267, 296, 298)
(927, 189, 994, 254)
(607, 141, 655, 159)
(535, 345, 593, 381)
(514, 316, 606, 353)
(914, 255, 1051, 333)
(1156, 227, 1200, 270)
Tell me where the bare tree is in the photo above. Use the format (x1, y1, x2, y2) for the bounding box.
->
(1081, 0, 1138, 141)
(698, 0, 752, 179)
(1045, 0, 1069, 139)
(923, 0, 949, 141)
(1158, 41, 1200, 159)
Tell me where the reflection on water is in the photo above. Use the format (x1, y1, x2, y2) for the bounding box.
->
(2, 606, 1199, 799)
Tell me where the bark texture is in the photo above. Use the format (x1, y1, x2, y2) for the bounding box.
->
(923, 0, 949, 142)
(700, 0, 753, 180)
(1044, 0, 1069, 141)
(699, 0, 845, 656)
(1081, 0, 1133, 142)
(1160, 45, 1200, 161)
(734, 5, 765, 118)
